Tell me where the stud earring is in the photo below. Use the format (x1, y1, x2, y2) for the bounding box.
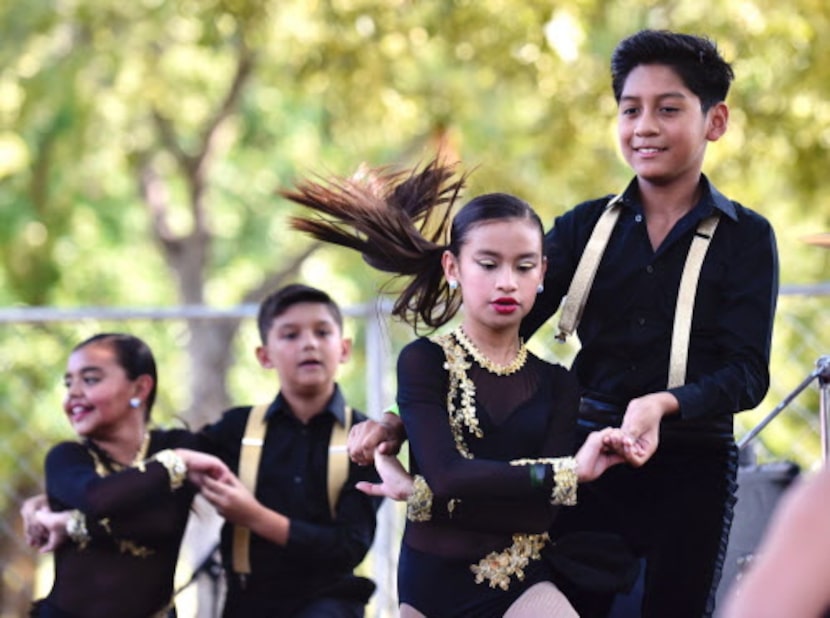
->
(129, 397, 141, 409)
(448, 280, 459, 291)
(537, 283, 544, 294)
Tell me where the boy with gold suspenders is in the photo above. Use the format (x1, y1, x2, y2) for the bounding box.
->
(347, 30, 779, 618)
(198, 284, 381, 617)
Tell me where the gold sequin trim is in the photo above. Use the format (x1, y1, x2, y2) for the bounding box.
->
(509, 457, 578, 505)
(470, 532, 550, 590)
(406, 475, 433, 522)
(153, 449, 187, 491)
(550, 457, 577, 506)
(118, 539, 155, 558)
(447, 498, 461, 519)
(428, 328, 550, 590)
(77, 433, 157, 558)
(430, 330, 482, 458)
(66, 509, 90, 549)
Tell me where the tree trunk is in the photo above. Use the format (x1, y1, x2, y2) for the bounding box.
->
(183, 317, 241, 429)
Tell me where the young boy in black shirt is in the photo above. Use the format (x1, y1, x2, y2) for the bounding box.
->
(199, 284, 382, 617)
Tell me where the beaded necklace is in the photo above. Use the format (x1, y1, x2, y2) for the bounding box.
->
(86, 431, 151, 477)
(453, 326, 527, 376)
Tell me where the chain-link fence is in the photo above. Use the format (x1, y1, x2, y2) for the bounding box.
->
(0, 291, 827, 617)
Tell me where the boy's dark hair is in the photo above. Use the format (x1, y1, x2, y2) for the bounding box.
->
(74, 333, 158, 420)
(257, 283, 344, 343)
(611, 29, 735, 111)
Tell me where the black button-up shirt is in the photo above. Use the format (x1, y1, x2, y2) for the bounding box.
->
(522, 176, 779, 435)
(199, 385, 381, 612)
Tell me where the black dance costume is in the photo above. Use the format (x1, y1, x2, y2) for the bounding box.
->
(396, 330, 581, 617)
(34, 429, 199, 618)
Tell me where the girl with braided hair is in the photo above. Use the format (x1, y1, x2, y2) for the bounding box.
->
(283, 159, 640, 617)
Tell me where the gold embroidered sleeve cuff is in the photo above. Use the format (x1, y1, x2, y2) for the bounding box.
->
(406, 475, 433, 522)
(550, 457, 578, 506)
(66, 509, 90, 548)
(153, 449, 187, 490)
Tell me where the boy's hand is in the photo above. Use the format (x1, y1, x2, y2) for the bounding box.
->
(619, 392, 676, 467)
(348, 412, 405, 466)
(199, 474, 259, 525)
(201, 473, 290, 546)
(355, 450, 413, 501)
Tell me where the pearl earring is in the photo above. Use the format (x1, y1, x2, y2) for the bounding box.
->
(448, 280, 459, 291)
(537, 283, 544, 294)
(129, 397, 141, 409)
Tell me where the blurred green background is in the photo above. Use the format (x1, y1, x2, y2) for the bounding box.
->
(1, 0, 829, 615)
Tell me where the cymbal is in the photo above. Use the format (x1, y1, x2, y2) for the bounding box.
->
(802, 233, 830, 248)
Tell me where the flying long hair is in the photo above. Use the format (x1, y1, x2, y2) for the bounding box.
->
(283, 158, 467, 331)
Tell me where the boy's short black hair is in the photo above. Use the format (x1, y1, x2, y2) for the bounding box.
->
(257, 283, 344, 343)
(611, 29, 735, 111)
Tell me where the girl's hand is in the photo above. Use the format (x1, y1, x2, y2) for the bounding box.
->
(20, 494, 50, 549)
(576, 427, 630, 483)
(175, 449, 234, 486)
(355, 449, 414, 500)
(34, 509, 72, 553)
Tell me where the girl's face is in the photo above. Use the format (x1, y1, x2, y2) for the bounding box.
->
(63, 343, 145, 439)
(443, 218, 545, 333)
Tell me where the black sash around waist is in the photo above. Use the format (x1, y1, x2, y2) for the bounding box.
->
(579, 397, 625, 426)
(578, 396, 734, 446)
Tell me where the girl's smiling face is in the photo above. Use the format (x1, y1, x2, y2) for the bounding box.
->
(63, 343, 143, 438)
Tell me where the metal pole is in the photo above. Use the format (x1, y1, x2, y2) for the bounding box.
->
(361, 300, 399, 618)
(817, 356, 830, 464)
(737, 364, 823, 451)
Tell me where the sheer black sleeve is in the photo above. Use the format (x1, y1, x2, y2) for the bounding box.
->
(45, 431, 198, 541)
(398, 338, 578, 505)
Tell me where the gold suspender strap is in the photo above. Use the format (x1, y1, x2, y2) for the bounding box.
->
(327, 406, 352, 520)
(556, 197, 721, 388)
(232, 403, 269, 579)
(667, 214, 720, 388)
(231, 403, 354, 579)
(556, 194, 623, 342)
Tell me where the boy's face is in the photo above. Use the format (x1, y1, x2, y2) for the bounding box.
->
(617, 64, 727, 188)
(256, 302, 351, 396)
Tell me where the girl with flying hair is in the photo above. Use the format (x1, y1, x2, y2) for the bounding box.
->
(283, 158, 640, 617)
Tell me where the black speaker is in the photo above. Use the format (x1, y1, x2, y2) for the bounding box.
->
(714, 459, 801, 612)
